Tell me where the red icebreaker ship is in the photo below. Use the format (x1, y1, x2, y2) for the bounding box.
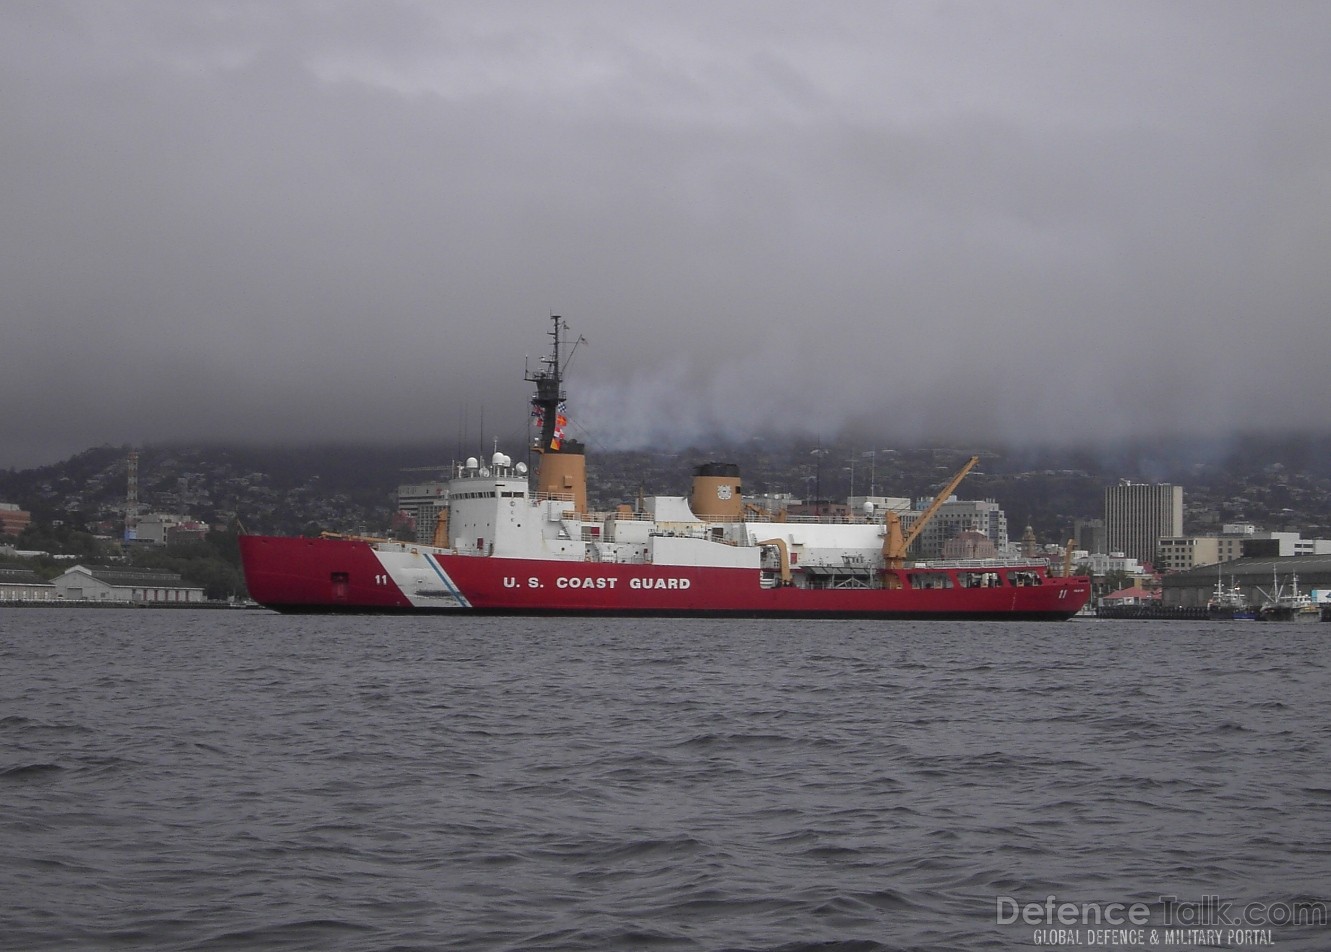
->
(240, 318, 1090, 620)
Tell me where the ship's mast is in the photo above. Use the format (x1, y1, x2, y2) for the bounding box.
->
(526, 315, 587, 512)
(527, 315, 569, 453)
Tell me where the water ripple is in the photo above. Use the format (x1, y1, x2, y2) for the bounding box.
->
(2, 611, 1329, 950)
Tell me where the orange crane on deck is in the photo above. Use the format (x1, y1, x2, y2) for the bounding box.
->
(881, 455, 981, 571)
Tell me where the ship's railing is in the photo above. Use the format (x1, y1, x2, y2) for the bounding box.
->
(917, 557, 1077, 571)
(531, 491, 576, 504)
(321, 530, 396, 544)
(603, 509, 889, 526)
(758, 513, 886, 525)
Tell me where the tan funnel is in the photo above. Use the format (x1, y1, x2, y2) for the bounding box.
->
(689, 462, 742, 520)
(536, 449, 587, 514)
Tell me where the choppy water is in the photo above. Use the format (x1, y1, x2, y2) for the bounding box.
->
(2, 609, 1328, 951)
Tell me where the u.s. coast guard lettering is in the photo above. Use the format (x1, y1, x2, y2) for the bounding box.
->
(553, 576, 690, 589)
(500, 575, 693, 590)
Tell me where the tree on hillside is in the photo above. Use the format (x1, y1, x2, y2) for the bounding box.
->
(16, 523, 118, 561)
(127, 533, 245, 601)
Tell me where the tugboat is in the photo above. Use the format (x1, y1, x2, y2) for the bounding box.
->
(239, 318, 1091, 619)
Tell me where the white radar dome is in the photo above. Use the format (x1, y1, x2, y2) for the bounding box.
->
(465, 457, 479, 470)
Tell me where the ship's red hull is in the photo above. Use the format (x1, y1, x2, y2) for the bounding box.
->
(240, 534, 1091, 620)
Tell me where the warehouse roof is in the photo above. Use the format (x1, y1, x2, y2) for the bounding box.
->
(1163, 554, 1331, 587)
(59, 565, 199, 589)
(0, 566, 52, 586)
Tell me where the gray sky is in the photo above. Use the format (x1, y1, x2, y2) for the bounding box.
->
(4, 1, 1329, 469)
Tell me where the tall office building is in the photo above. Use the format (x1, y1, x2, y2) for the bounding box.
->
(397, 480, 449, 544)
(1104, 481, 1183, 566)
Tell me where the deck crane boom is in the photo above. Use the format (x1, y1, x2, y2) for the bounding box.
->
(881, 455, 981, 570)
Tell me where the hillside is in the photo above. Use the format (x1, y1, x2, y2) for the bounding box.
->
(4, 433, 1331, 550)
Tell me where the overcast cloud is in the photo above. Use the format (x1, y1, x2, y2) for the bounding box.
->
(3, 1, 1328, 468)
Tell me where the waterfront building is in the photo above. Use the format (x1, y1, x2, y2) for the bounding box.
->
(133, 512, 208, 546)
(50, 565, 206, 604)
(1162, 554, 1331, 608)
(1105, 481, 1183, 566)
(1157, 536, 1227, 572)
(941, 530, 998, 560)
(1159, 527, 1331, 571)
(0, 566, 57, 602)
(1079, 552, 1147, 577)
(1073, 518, 1107, 556)
(912, 497, 1009, 560)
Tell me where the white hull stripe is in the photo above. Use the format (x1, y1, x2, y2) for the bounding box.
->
(424, 555, 471, 608)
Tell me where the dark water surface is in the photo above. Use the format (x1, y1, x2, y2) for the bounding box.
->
(2, 609, 1328, 951)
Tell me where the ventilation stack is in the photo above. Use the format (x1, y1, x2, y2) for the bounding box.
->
(536, 447, 587, 514)
(689, 462, 743, 520)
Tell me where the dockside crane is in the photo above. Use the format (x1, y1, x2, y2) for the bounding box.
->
(881, 455, 981, 571)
